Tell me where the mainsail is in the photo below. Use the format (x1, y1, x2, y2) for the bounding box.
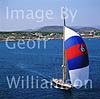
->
(64, 26, 89, 88)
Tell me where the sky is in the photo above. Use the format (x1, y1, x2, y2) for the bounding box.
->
(0, 0, 100, 31)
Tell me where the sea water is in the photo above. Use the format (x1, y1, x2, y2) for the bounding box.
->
(0, 38, 100, 99)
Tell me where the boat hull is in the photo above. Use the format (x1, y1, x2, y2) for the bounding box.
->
(51, 79, 72, 90)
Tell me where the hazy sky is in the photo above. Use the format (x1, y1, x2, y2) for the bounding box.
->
(0, 0, 100, 31)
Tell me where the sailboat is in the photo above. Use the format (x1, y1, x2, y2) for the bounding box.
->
(52, 15, 89, 90)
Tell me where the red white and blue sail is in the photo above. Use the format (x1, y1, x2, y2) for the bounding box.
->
(64, 26, 89, 88)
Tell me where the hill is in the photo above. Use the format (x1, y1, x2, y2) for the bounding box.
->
(38, 26, 99, 33)
(0, 26, 99, 33)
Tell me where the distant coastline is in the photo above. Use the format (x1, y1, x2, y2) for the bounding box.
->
(0, 26, 100, 41)
(0, 36, 100, 42)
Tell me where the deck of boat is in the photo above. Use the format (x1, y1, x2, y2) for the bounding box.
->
(52, 78, 72, 90)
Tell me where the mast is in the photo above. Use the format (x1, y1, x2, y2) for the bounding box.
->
(62, 7, 67, 83)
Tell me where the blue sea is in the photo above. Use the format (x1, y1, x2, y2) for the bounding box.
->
(0, 38, 100, 99)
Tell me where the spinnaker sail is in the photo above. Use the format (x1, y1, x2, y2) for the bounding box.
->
(64, 26, 89, 88)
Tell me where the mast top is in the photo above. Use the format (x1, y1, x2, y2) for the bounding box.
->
(63, 7, 66, 26)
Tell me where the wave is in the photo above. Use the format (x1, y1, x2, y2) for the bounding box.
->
(17, 63, 52, 80)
